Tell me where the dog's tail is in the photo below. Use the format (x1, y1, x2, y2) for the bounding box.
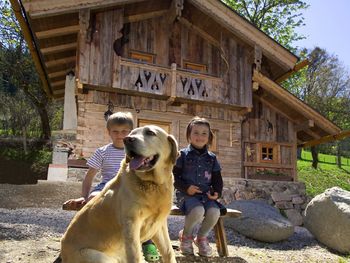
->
(53, 254, 62, 263)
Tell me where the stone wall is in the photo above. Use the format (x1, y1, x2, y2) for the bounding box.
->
(221, 178, 310, 226)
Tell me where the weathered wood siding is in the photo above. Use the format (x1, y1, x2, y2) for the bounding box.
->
(77, 9, 253, 108)
(76, 90, 242, 178)
(242, 98, 297, 179)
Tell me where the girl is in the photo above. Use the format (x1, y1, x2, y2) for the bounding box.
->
(173, 116, 223, 257)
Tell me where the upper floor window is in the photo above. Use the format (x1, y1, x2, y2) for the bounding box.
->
(130, 50, 155, 64)
(183, 61, 207, 73)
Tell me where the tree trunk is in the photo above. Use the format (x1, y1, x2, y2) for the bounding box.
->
(22, 125, 27, 154)
(22, 88, 51, 140)
(311, 146, 318, 169)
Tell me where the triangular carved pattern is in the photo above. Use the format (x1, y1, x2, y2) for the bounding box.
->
(134, 69, 167, 95)
(178, 75, 209, 100)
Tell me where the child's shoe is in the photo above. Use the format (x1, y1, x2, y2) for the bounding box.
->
(195, 236, 212, 257)
(178, 229, 194, 255)
(142, 242, 160, 262)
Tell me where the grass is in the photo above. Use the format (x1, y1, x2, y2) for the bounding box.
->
(297, 159, 350, 197)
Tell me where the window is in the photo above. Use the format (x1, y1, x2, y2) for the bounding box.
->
(260, 144, 277, 162)
(183, 61, 207, 73)
(138, 119, 171, 133)
(130, 50, 155, 64)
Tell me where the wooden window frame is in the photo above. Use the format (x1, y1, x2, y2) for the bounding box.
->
(183, 61, 207, 73)
(130, 50, 155, 64)
(260, 143, 277, 163)
(137, 119, 171, 133)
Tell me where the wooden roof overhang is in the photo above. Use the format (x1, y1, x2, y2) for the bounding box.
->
(11, 0, 299, 99)
(252, 70, 342, 146)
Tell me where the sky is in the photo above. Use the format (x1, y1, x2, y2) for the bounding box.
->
(294, 0, 350, 70)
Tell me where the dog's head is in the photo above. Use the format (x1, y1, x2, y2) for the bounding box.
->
(123, 125, 178, 172)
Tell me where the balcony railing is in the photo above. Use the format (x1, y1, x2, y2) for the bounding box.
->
(118, 59, 225, 105)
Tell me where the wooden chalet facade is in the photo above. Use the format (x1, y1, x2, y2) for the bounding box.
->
(11, 0, 341, 182)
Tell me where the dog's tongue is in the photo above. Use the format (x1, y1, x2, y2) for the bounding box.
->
(130, 156, 146, 170)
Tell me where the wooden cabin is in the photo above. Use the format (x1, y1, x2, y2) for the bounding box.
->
(12, 0, 341, 182)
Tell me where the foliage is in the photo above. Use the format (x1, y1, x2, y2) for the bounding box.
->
(222, 0, 308, 51)
(298, 159, 350, 197)
(0, 0, 53, 140)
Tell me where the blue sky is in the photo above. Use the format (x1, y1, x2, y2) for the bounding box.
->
(294, 0, 350, 70)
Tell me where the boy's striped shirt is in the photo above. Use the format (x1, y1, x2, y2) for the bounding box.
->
(87, 143, 125, 184)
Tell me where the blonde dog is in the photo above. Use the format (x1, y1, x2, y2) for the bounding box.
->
(60, 125, 178, 263)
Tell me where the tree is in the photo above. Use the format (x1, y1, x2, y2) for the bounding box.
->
(222, 0, 308, 51)
(0, 0, 51, 140)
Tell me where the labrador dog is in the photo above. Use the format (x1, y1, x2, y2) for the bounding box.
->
(60, 125, 178, 263)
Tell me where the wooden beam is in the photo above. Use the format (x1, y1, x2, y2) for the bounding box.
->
(253, 70, 341, 135)
(41, 42, 77, 55)
(253, 94, 294, 122)
(275, 59, 309, 83)
(51, 80, 66, 87)
(178, 17, 220, 49)
(52, 89, 65, 95)
(23, 0, 147, 18)
(124, 10, 168, 23)
(45, 56, 76, 68)
(48, 70, 69, 79)
(9, 0, 52, 97)
(188, 0, 298, 70)
(167, 0, 184, 24)
(303, 129, 321, 140)
(36, 25, 80, 39)
(298, 130, 350, 148)
(295, 119, 314, 132)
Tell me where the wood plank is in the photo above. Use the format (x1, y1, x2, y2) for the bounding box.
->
(295, 120, 314, 132)
(78, 9, 91, 84)
(244, 161, 293, 169)
(45, 56, 76, 68)
(48, 70, 69, 79)
(124, 10, 168, 23)
(51, 80, 66, 87)
(41, 42, 77, 55)
(36, 25, 80, 39)
(23, 0, 147, 18)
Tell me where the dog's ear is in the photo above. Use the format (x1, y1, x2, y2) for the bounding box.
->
(168, 135, 179, 164)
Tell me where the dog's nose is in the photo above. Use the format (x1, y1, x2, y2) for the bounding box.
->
(123, 136, 136, 144)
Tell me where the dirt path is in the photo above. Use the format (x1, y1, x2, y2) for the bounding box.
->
(0, 181, 348, 263)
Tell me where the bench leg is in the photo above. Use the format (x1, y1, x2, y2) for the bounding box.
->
(214, 218, 229, 257)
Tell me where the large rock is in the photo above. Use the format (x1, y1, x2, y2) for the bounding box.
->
(304, 187, 350, 254)
(224, 200, 294, 242)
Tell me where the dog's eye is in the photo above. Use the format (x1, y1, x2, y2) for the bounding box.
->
(146, 130, 156, 136)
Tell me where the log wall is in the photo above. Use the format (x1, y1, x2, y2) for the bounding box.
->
(76, 90, 242, 178)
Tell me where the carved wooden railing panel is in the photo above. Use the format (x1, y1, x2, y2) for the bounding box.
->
(176, 70, 223, 103)
(119, 59, 171, 96)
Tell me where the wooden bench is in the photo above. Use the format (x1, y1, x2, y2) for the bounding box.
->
(62, 203, 241, 257)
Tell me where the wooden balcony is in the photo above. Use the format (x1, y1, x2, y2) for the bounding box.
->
(114, 59, 240, 109)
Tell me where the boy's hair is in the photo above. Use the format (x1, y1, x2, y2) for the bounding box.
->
(186, 116, 214, 145)
(106, 112, 134, 130)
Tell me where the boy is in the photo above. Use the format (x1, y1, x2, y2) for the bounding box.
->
(63, 111, 159, 262)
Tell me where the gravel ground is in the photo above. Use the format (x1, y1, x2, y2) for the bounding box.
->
(0, 182, 348, 263)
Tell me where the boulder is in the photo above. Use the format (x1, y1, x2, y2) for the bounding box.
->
(304, 187, 350, 254)
(224, 200, 294, 242)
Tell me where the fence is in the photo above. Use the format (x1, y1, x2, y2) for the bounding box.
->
(300, 150, 350, 167)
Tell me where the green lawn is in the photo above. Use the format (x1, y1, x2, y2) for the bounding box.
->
(297, 159, 350, 197)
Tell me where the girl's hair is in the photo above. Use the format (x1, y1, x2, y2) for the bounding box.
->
(106, 112, 134, 130)
(186, 116, 214, 145)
